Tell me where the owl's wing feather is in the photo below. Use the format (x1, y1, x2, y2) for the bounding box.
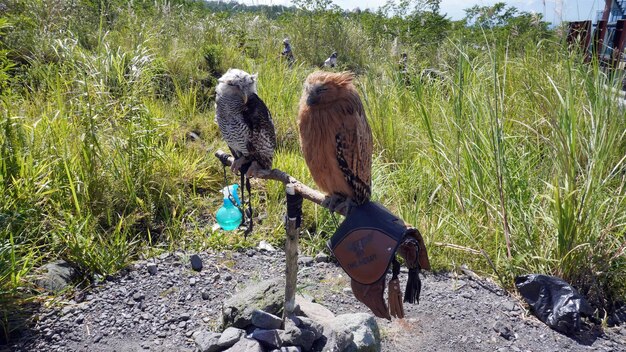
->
(334, 102, 373, 204)
(242, 93, 276, 169)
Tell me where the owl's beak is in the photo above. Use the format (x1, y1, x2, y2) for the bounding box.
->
(306, 92, 320, 106)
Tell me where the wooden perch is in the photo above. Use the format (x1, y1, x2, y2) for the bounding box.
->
(214, 149, 345, 322)
(214, 149, 347, 216)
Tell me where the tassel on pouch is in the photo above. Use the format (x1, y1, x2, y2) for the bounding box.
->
(404, 268, 421, 304)
(388, 277, 404, 318)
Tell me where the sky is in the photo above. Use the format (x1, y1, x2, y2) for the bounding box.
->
(238, 0, 604, 24)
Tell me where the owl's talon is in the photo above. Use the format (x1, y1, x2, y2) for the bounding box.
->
(245, 161, 262, 178)
(231, 157, 248, 174)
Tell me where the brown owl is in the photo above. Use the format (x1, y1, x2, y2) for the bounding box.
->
(298, 71, 373, 212)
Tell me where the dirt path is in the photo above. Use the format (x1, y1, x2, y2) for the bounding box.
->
(5, 249, 625, 352)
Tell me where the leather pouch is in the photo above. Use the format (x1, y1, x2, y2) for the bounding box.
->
(328, 202, 429, 319)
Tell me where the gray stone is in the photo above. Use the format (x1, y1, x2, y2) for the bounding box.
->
(322, 326, 353, 352)
(222, 278, 285, 329)
(329, 313, 379, 352)
(282, 325, 316, 351)
(251, 328, 283, 349)
(251, 309, 283, 330)
(298, 317, 323, 340)
(295, 295, 335, 322)
(314, 252, 329, 263)
(193, 330, 222, 352)
(501, 301, 517, 312)
(133, 292, 145, 301)
(298, 256, 314, 266)
(202, 291, 210, 300)
(224, 338, 264, 352)
(147, 263, 158, 276)
(282, 348, 302, 352)
(217, 327, 245, 348)
(35, 260, 77, 292)
(257, 240, 276, 252)
(493, 321, 514, 340)
(190, 254, 203, 271)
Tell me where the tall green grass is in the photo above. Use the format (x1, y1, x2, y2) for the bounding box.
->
(1, 0, 624, 341)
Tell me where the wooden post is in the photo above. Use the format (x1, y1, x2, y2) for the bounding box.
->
(283, 184, 300, 320)
(213, 149, 345, 321)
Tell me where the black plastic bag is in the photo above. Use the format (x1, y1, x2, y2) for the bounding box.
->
(515, 274, 594, 334)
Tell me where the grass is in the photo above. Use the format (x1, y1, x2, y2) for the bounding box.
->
(1, 0, 625, 342)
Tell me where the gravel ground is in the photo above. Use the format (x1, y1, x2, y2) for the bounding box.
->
(5, 249, 625, 352)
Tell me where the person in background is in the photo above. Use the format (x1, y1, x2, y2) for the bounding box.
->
(282, 38, 295, 67)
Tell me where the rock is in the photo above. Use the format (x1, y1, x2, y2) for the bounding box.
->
(133, 293, 145, 301)
(298, 317, 323, 340)
(190, 278, 196, 286)
(251, 328, 283, 349)
(314, 252, 329, 263)
(190, 255, 203, 271)
(179, 313, 191, 321)
(329, 313, 379, 352)
(223, 337, 264, 352)
(251, 309, 283, 330)
(295, 295, 335, 322)
(35, 260, 78, 292)
(147, 263, 158, 276)
(202, 291, 210, 300)
(224, 274, 233, 281)
(298, 256, 314, 267)
(293, 296, 352, 352)
(193, 330, 222, 352)
(493, 321, 514, 340)
(501, 301, 517, 312)
(222, 278, 285, 329)
(608, 306, 626, 326)
(322, 326, 353, 352)
(274, 347, 301, 352)
(257, 240, 276, 252)
(282, 325, 316, 351)
(217, 327, 245, 348)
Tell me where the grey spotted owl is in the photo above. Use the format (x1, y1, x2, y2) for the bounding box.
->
(215, 69, 276, 171)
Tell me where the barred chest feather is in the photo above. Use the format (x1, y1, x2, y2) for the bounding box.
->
(216, 95, 251, 155)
